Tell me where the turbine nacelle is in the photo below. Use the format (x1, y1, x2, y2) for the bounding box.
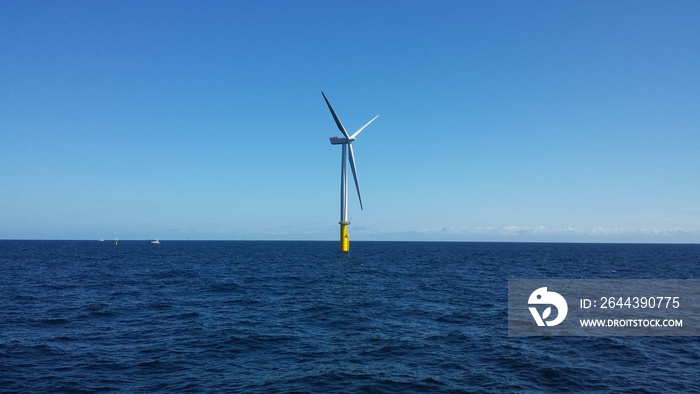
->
(329, 136, 352, 144)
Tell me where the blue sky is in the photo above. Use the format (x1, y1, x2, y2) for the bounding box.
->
(1, 1, 699, 242)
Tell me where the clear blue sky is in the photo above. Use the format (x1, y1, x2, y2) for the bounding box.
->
(1, 1, 699, 242)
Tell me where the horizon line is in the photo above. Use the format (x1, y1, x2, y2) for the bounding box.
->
(1, 239, 698, 245)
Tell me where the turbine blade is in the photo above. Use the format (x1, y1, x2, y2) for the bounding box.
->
(322, 91, 350, 139)
(350, 115, 379, 140)
(348, 143, 363, 210)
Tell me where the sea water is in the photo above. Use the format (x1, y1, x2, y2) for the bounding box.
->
(1, 241, 699, 392)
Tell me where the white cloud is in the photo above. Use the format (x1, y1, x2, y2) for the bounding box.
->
(359, 225, 700, 243)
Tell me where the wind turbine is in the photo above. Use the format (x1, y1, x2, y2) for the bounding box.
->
(322, 91, 379, 252)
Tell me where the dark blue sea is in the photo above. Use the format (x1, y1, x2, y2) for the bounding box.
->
(1, 241, 699, 393)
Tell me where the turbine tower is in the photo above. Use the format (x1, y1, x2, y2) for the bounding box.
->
(322, 91, 379, 252)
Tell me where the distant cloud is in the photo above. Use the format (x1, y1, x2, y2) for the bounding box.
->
(360, 226, 700, 243)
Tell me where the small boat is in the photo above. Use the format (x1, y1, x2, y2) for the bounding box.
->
(149, 240, 160, 244)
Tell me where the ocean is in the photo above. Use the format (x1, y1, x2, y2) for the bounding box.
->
(1, 240, 698, 392)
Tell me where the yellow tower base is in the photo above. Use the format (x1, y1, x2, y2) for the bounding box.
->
(340, 222, 350, 252)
